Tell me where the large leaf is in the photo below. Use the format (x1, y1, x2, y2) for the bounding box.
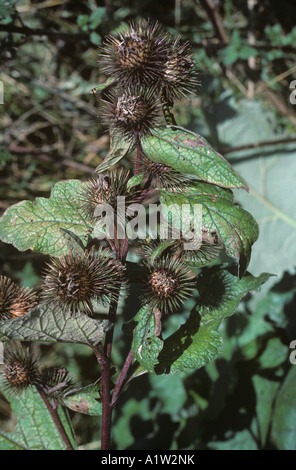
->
(156, 316, 223, 375)
(131, 305, 164, 373)
(271, 366, 296, 450)
(155, 266, 270, 374)
(0, 304, 111, 346)
(0, 180, 92, 257)
(252, 369, 282, 448)
(214, 97, 296, 294)
(132, 266, 269, 375)
(141, 127, 248, 190)
(195, 265, 271, 321)
(159, 182, 259, 275)
(0, 387, 76, 450)
(96, 127, 132, 173)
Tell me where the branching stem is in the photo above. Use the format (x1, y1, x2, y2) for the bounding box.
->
(96, 235, 130, 450)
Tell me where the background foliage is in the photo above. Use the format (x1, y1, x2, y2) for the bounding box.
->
(0, 0, 296, 450)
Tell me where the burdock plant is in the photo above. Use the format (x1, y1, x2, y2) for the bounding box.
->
(0, 276, 37, 320)
(0, 19, 269, 451)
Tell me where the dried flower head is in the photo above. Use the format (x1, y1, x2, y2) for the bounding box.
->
(139, 232, 223, 268)
(2, 342, 40, 397)
(99, 19, 171, 89)
(142, 257, 196, 314)
(0, 276, 37, 320)
(161, 36, 198, 100)
(102, 87, 160, 142)
(99, 18, 198, 104)
(42, 247, 125, 316)
(40, 367, 78, 401)
(138, 154, 193, 189)
(79, 169, 138, 221)
(173, 238, 223, 267)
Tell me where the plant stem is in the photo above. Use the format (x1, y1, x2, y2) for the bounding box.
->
(111, 349, 134, 408)
(0, 23, 88, 40)
(92, 343, 112, 450)
(98, 296, 119, 449)
(161, 90, 177, 126)
(37, 386, 74, 450)
(91, 344, 112, 449)
(104, 296, 119, 358)
(99, 235, 130, 450)
(135, 141, 141, 174)
(100, 355, 113, 450)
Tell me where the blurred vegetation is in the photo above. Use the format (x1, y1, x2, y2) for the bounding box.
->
(1, 0, 296, 450)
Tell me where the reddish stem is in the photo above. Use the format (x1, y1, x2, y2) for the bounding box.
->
(98, 234, 130, 450)
(100, 357, 112, 450)
(111, 349, 134, 408)
(92, 344, 112, 450)
(135, 141, 141, 174)
(37, 387, 74, 450)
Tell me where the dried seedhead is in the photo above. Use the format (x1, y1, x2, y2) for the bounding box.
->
(0, 276, 37, 320)
(42, 247, 125, 316)
(2, 342, 41, 397)
(142, 256, 197, 314)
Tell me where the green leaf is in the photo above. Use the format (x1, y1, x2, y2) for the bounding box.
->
(0, 304, 111, 346)
(90, 31, 101, 45)
(215, 98, 296, 292)
(0, 387, 76, 450)
(252, 370, 282, 447)
(149, 374, 187, 415)
(221, 281, 284, 364)
(131, 305, 164, 373)
(90, 77, 116, 95)
(208, 430, 258, 450)
(131, 266, 270, 375)
(77, 14, 89, 30)
(254, 288, 296, 331)
(0, 180, 92, 257)
(159, 182, 259, 275)
(239, 45, 257, 60)
(220, 44, 240, 66)
(156, 315, 223, 375)
(89, 7, 106, 29)
(141, 127, 248, 190)
(96, 127, 132, 173)
(0, 1, 17, 19)
(127, 172, 146, 190)
(63, 384, 102, 416)
(195, 265, 271, 322)
(271, 366, 296, 450)
(155, 266, 270, 375)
